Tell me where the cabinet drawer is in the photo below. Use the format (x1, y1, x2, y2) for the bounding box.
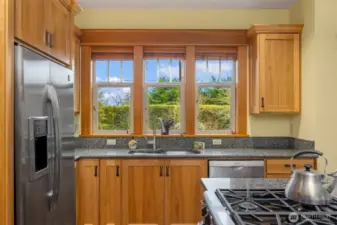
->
(266, 159, 314, 174)
(266, 174, 291, 178)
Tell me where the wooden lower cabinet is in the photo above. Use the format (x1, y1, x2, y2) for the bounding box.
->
(76, 159, 207, 225)
(122, 159, 165, 225)
(100, 160, 122, 225)
(164, 160, 207, 225)
(76, 159, 100, 225)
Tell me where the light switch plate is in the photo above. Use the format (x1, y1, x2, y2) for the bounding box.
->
(107, 139, 117, 145)
(212, 139, 222, 145)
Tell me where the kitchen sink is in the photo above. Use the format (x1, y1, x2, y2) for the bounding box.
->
(128, 149, 166, 154)
(163, 149, 201, 155)
(128, 149, 201, 155)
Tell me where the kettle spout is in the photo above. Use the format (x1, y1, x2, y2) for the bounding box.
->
(326, 170, 337, 195)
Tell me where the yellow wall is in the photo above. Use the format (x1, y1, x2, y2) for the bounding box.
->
(75, 9, 293, 137)
(290, 0, 337, 171)
(289, 0, 317, 140)
(75, 9, 289, 29)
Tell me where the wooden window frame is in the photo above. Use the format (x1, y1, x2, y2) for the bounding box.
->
(92, 60, 134, 134)
(80, 30, 248, 137)
(143, 54, 185, 134)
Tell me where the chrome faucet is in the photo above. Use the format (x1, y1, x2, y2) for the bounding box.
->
(152, 118, 165, 151)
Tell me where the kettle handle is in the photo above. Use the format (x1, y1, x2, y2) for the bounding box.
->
(290, 150, 327, 174)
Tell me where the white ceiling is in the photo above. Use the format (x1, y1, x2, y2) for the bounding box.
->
(77, 0, 299, 9)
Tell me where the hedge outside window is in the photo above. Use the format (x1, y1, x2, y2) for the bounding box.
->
(92, 53, 134, 134)
(143, 54, 185, 134)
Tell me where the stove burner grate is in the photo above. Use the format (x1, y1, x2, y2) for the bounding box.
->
(238, 202, 259, 211)
(215, 188, 337, 225)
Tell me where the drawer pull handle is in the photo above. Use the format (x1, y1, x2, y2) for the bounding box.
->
(94, 166, 98, 177)
(166, 166, 169, 176)
(285, 164, 296, 168)
(160, 166, 163, 176)
(116, 165, 120, 177)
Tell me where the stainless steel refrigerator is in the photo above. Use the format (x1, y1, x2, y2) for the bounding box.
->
(14, 44, 75, 225)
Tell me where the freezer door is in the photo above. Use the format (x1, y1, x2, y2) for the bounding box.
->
(14, 45, 54, 225)
(50, 61, 76, 225)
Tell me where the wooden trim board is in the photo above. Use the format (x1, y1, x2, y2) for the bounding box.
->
(80, 46, 92, 135)
(0, 0, 14, 225)
(80, 29, 248, 46)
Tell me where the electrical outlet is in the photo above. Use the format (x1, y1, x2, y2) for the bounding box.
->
(212, 139, 222, 145)
(107, 139, 116, 145)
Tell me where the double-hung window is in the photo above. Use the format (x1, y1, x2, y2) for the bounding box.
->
(92, 53, 134, 134)
(143, 52, 185, 134)
(195, 52, 237, 134)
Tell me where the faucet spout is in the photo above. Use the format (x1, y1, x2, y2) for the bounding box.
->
(153, 118, 164, 151)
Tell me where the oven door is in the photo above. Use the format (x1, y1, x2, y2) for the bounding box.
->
(209, 161, 264, 178)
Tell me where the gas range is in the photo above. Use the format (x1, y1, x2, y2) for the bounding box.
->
(214, 188, 337, 225)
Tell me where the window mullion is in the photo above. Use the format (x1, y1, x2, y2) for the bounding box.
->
(218, 57, 221, 82)
(156, 58, 159, 82)
(107, 60, 110, 82)
(206, 57, 209, 80)
(120, 61, 123, 82)
(169, 58, 172, 82)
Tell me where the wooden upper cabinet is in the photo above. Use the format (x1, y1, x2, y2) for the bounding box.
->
(164, 159, 207, 225)
(248, 24, 303, 114)
(122, 159, 165, 225)
(100, 160, 121, 225)
(49, 0, 71, 65)
(15, 0, 48, 51)
(15, 0, 73, 66)
(76, 159, 100, 225)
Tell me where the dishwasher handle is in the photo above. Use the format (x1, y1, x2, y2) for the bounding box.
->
(209, 160, 264, 167)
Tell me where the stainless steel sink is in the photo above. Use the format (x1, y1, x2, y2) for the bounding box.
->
(163, 149, 201, 155)
(128, 148, 201, 155)
(128, 149, 166, 154)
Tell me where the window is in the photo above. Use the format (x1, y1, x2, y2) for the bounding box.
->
(195, 54, 237, 134)
(143, 54, 185, 134)
(92, 54, 134, 134)
(81, 43, 247, 136)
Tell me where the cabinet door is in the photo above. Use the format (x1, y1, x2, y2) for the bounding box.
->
(49, 0, 71, 65)
(15, 0, 47, 51)
(100, 160, 121, 225)
(122, 160, 165, 225)
(164, 159, 207, 225)
(76, 159, 100, 225)
(259, 34, 300, 112)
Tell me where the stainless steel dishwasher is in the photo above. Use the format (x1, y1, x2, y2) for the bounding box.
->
(209, 160, 265, 178)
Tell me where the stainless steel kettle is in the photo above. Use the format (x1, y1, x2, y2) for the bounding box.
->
(285, 150, 331, 205)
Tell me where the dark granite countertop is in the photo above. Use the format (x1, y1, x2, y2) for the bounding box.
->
(74, 148, 317, 160)
(201, 178, 289, 225)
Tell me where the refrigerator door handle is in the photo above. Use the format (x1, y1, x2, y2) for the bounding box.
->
(54, 116, 61, 201)
(49, 86, 62, 205)
(46, 85, 62, 210)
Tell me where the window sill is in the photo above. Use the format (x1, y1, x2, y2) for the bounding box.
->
(80, 134, 249, 138)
